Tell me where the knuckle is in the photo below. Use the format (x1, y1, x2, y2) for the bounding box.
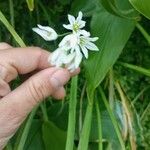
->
(0, 64, 17, 82)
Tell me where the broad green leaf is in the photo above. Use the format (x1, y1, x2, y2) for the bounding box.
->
(100, 0, 138, 19)
(26, 0, 34, 11)
(84, 6, 135, 95)
(24, 120, 44, 150)
(129, 0, 150, 19)
(71, 0, 98, 16)
(42, 121, 67, 150)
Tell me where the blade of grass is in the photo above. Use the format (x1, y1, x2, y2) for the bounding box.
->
(95, 99, 103, 150)
(132, 86, 150, 104)
(14, 106, 38, 150)
(136, 23, 150, 44)
(0, 10, 25, 47)
(118, 61, 150, 77)
(65, 76, 78, 150)
(98, 86, 126, 150)
(77, 94, 94, 150)
(9, 0, 15, 27)
(115, 81, 137, 150)
(109, 68, 114, 109)
(79, 81, 86, 137)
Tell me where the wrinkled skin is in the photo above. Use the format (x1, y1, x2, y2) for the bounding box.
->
(0, 43, 79, 149)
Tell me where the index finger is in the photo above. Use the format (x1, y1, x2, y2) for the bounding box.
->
(0, 47, 51, 75)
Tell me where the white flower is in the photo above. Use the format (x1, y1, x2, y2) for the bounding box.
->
(79, 36, 99, 58)
(48, 45, 83, 72)
(59, 33, 79, 51)
(63, 11, 86, 33)
(32, 24, 58, 41)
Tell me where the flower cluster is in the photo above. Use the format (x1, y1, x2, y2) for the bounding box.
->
(32, 11, 99, 72)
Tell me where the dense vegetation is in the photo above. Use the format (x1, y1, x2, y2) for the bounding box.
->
(0, 0, 150, 149)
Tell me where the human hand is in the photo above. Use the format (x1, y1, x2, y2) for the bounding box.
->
(0, 43, 79, 149)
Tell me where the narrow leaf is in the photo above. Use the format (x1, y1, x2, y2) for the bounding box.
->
(65, 76, 78, 150)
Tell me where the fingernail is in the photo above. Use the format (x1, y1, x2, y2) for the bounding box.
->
(50, 77, 61, 89)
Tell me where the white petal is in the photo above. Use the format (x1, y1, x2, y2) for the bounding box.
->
(64, 52, 75, 64)
(76, 11, 83, 22)
(85, 42, 99, 51)
(33, 25, 58, 41)
(79, 20, 86, 28)
(74, 46, 83, 68)
(59, 34, 71, 48)
(63, 24, 73, 30)
(49, 49, 61, 65)
(86, 37, 99, 42)
(67, 63, 76, 72)
(81, 46, 88, 58)
(68, 14, 75, 24)
(32, 28, 51, 41)
(79, 30, 90, 37)
(59, 34, 78, 50)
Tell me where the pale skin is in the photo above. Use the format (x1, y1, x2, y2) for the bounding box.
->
(0, 43, 80, 149)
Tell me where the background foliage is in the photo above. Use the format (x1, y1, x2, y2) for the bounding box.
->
(0, 0, 150, 149)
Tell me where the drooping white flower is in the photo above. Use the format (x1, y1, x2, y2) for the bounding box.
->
(32, 24, 58, 41)
(63, 11, 86, 33)
(79, 36, 99, 59)
(48, 44, 83, 72)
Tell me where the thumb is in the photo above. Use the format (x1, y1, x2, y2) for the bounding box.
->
(0, 67, 70, 149)
(0, 67, 70, 116)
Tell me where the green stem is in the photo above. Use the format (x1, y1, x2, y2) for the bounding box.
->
(141, 102, 150, 120)
(9, 0, 15, 27)
(65, 76, 78, 150)
(118, 61, 150, 77)
(77, 91, 94, 150)
(95, 99, 103, 150)
(132, 86, 150, 104)
(136, 23, 150, 45)
(109, 68, 114, 109)
(38, 0, 52, 26)
(99, 86, 126, 150)
(40, 102, 49, 122)
(14, 106, 38, 150)
(58, 32, 70, 37)
(79, 82, 86, 137)
(5, 142, 12, 150)
(0, 10, 25, 47)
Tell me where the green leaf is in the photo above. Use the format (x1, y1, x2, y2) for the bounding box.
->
(84, 6, 135, 95)
(24, 120, 44, 150)
(118, 62, 150, 77)
(0, 10, 26, 47)
(66, 76, 78, 150)
(77, 102, 93, 150)
(71, 0, 98, 16)
(42, 121, 67, 150)
(100, 0, 138, 19)
(129, 0, 150, 19)
(26, 0, 34, 11)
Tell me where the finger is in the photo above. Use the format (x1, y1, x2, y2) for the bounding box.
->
(0, 47, 51, 82)
(0, 67, 70, 148)
(52, 87, 66, 100)
(0, 78, 11, 97)
(0, 43, 12, 50)
(0, 67, 70, 117)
